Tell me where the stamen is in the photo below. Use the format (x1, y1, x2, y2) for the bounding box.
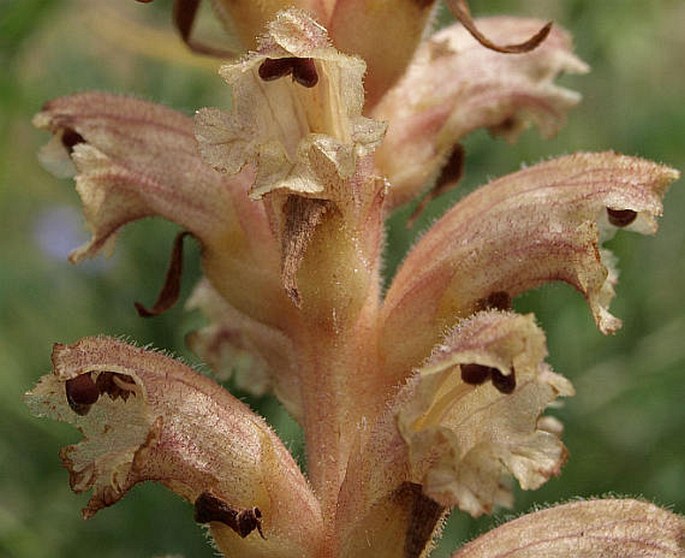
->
(460, 363, 494, 385)
(259, 58, 295, 81)
(194, 491, 265, 539)
(491, 367, 516, 394)
(461, 363, 516, 394)
(61, 128, 85, 155)
(291, 59, 319, 88)
(258, 57, 319, 87)
(95, 372, 138, 402)
(607, 208, 638, 227)
(65, 374, 99, 415)
(475, 291, 512, 312)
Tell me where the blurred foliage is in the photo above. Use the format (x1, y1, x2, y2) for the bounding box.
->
(1, 1, 683, 557)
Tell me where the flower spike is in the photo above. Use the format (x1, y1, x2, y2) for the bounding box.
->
(30, 4, 683, 557)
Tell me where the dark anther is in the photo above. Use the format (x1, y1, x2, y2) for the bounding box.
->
(476, 291, 512, 312)
(258, 57, 318, 88)
(291, 58, 319, 87)
(259, 58, 295, 81)
(65, 374, 100, 415)
(460, 363, 495, 386)
(135, 231, 192, 317)
(61, 128, 86, 155)
(194, 491, 265, 539)
(460, 363, 516, 394)
(491, 367, 516, 394)
(607, 208, 638, 228)
(95, 372, 137, 401)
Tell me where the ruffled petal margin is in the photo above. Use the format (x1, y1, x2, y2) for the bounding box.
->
(195, 8, 386, 202)
(396, 311, 573, 516)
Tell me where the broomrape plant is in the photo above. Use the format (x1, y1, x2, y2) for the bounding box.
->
(26, 1, 684, 557)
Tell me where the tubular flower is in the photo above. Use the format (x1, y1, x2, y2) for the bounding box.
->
(27, 2, 683, 558)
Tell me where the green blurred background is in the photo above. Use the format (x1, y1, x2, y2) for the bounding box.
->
(1, 1, 683, 556)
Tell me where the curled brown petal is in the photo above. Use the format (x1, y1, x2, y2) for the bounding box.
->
(135, 231, 192, 317)
(446, 0, 552, 53)
(194, 491, 265, 539)
(172, 0, 237, 58)
(407, 145, 465, 227)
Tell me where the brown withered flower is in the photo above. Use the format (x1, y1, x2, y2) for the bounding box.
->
(27, 2, 683, 557)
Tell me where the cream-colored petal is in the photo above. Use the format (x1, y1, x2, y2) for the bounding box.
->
(186, 279, 303, 421)
(373, 17, 588, 208)
(382, 152, 679, 379)
(195, 8, 386, 202)
(33, 92, 249, 262)
(453, 499, 685, 558)
(396, 311, 573, 516)
(25, 337, 322, 557)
